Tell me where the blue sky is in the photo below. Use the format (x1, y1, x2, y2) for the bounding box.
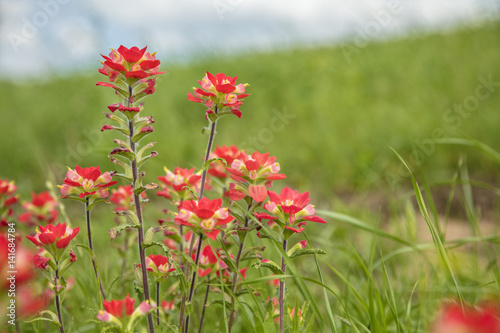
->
(0, 0, 498, 80)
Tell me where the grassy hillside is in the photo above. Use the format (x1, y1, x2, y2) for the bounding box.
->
(1, 21, 500, 202)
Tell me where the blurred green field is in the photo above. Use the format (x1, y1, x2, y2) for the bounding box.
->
(2, 21, 500, 203)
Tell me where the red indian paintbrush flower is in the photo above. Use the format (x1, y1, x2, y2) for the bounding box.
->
(157, 167, 203, 204)
(110, 185, 147, 211)
(0, 179, 18, 226)
(138, 254, 176, 282)
(227, 151, 286, 202)
(97, 294, 151, 329)
(208, 145, 243, 180)
(59, 165, 117, 199)
(174, 197, 233, 240)
(26, 223, 80, 249)
(197, 245, 220, 277)
(97, 46, 165, 103)
(430, 302, 500, 333)
(18, 191, 58, 226)
(255, 187, 326, 236)
(187, 71, 250, 118)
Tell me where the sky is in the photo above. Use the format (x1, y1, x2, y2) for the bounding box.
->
(0, 0, 499, 80)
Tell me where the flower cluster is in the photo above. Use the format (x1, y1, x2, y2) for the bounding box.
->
(110, 185, 147, 211)
(255, 187, 326, 236)
(97, 294, 151, 332)
(26, 223, 80, 260)
(0, 179, 18, 226)
(59, 166, 117, 200)
(97, 46, 165, 106)
(174, 198, 233, 240)
(227, 151, 286, 202)
(139, 254, 176, 282)
(18, 191, 58, 226)
(430, 302, 500, 333)
(188, 72, 249, 118)
(208, 145, 243, 180)
(157, 167, 202, 205)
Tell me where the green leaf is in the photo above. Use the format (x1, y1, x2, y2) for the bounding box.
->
(143, 226, 169, 245)
(109, 222, 141, 241)
(25, 310, 61, 327)
(202, 157, 227, 170)
(252, 260, 283, 276)
(112, 172, 133, 183)
(289, 248, 326, 259)
(113, 210, 140, 225)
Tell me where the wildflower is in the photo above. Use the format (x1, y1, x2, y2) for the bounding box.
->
(59, 165, 117, 200)
(174, 198, 233, 240)
(97, 46, 165, 103)
(227, 151, 286, 202)
(187, 72, 250, 118)
(110, 185, 147, 211)
(0, 179, 18, 225)
(97, 294, 151, 330)
(139, 254, 176, 282)
(157, 167, 202, 204)
(430, 302, 500, 333)
(208, 145, 243, 180)
(18, 191, 58, 226)
(26, 223, 80, 260)
(197, 245, 220, 277)
(255, 187, 326, 236)
(161, 300, 175, 311)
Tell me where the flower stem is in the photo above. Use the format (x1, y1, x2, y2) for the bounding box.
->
(54, 266, 65, 333)
(279, 239, 288, 333)
(126, 104, 155, 333)
(156, 282, 160, 327)
(228, 200, 253, 332)
(198, 277, 211, 333)
(184, 233, 203, 333)
(184, 107, 218, 333)
(85, 198, 106, 304)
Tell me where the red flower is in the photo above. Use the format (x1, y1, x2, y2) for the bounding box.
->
(0, 234, 35, 288)
(157, 167, 202, 204)
(18, 191, 58, 226)
(26, 223, 80, 251)
(430, 302, 500, 333)
(59, 165, 117, 199)
(208, 145, 243, 179)
(0, 179, 18, 226)
(227, 151, 286, 202)
(33, 253, 50, 270)
(97, 294, 151, 324)
(110, 185, 146, 211)
(187, 71, 249, 118)
(174, 198, 233, 240)
(197, 245, 220, 277)
(256, 187, 326, 235)
(97, 46, 165, 98)
(140, 254, 176, 281)
(103, 294, 135, 318)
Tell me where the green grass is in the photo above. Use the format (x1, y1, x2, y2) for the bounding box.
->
(2, 20, 500, 332)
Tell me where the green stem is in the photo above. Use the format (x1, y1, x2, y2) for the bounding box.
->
(184, 106, 218, 333)
(54, 266, 65, 333)
(156, 282, 160, 327)
(85, 198, 106, 303)
(228, 200, 253, 332)
(125, 94, 155, 333)
(198, 277, 211, 333)
(279, 239, 288, 333)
